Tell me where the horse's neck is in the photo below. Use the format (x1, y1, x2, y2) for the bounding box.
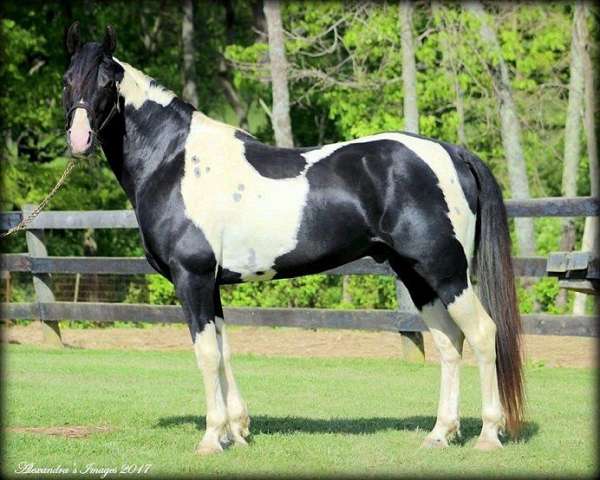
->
(101, 60, 196, 207)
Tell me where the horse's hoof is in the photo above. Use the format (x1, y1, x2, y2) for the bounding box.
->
(196, 441, 224, 456)
(421, 435, 448, 449)
(474, 437, 502, 451)
(229, 415, 251, 439)
(232, 436, 249, 447)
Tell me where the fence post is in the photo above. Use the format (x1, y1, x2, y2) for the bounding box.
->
(396, 280, 424, 363)
(23, 204, 63, 347)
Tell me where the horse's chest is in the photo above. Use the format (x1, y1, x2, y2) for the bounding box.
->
(180, 120, 309, 281)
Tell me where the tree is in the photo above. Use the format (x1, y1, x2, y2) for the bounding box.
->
(181, 0, 198, 107)
(573, 3, 599, 315)
(559, 1, 586, 254)
(432, 2, 466, 145)
(464, 1, 536, 256)
(399, 0, 418, 134)
(217, 0, 250, 129)
(263, 0, 294, 147)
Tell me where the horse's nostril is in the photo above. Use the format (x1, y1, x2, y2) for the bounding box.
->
(87, 132, 91, 144)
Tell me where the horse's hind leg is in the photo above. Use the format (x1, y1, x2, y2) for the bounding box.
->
(403, 253, 503, 450)
(444, 283, 504, 450)
(420, 299, 464, 448)
(390, 262, 464, 448)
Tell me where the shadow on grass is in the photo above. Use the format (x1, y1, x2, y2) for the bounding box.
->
(155, 415, 539, 444)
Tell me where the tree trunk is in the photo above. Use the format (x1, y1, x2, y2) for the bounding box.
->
(432, 1, 466, 145)
(252, 0, 268, 42)
(83, 229, 97, 299)
(399, 1, 419, 134)
(219, 0, 249, 129)
(181, 0, 199, 108)
(263, 0, 294, 147)
(556, 2, 586, 310)
(465, 1, 536, 256)
(453, 64, 467, 146)
(573, 3, 599, 315)
(560, 1, 586, 254)
(342, 275, 352, 305)
(141, 1, 164, 53)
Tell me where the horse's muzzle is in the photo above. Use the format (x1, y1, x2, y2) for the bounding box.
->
(68, 107, 93, 155)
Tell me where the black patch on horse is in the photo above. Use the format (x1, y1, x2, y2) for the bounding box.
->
(272, 139, 468, 307)
(235, 130, 314, 179)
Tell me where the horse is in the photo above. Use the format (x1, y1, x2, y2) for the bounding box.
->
(62, 22, 524, 454)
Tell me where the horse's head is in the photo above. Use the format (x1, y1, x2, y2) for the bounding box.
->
(63, 22, 123, 155)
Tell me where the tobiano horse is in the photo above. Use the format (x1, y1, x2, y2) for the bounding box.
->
(62, 23, 524, 454)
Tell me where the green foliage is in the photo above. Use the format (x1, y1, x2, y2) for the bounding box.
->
(147, 275, 179, 306)
(135, 274, 396, 311)
(1, 2, 595, 315)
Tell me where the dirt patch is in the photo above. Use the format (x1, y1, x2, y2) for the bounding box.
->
(6, 426, 111, 438)
(2, 322, 597, 368)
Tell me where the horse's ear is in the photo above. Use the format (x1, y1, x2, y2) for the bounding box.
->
(66, 21, 81, 55)
(103, 25, 116, 54)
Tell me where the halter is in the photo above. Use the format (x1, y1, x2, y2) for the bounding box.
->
(65, 87, 120, 136)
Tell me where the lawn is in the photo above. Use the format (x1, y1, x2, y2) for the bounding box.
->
(2, 345, 597, 478)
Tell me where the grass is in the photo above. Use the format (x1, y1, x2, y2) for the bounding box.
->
(1, 345, 597, 478)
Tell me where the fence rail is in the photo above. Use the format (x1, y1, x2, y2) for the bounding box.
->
(1, 302, 597, 337)
(1, 196, 599, 353)
(0, 253, 548, 277)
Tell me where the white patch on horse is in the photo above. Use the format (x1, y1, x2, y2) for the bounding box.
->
(193, 322, 227, 454)
(301, 133, 476, 258)
(113, 58, 175, 109)
(420, 299, 463, 446)
(214, 317, 249, 445)
(181, 112, 309, 281)
(71, 102, 90, 131)
(68, 98, 92, 153)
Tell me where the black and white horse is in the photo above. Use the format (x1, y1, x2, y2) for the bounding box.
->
(63, 23, 524, 454)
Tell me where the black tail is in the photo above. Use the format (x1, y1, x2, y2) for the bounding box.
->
(468, 152, 525, 438)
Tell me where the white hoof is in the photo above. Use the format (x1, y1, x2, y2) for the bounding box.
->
(421, 435, 449, 449)
(196, 434, 224, 456)
(232, 435, 249, 447)
(474, 436, 503, 451)
(229, 413, 251, 440)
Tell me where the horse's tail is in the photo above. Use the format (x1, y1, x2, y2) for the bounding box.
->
(468, 152, 525, 438)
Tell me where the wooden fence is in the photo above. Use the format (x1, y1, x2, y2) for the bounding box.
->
(1, 197, 599, 354)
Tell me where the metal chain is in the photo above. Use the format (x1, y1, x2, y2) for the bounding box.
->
(0, 157, 78, 239)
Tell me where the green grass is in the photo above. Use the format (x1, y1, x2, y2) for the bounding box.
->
(2, 345, 597, 478)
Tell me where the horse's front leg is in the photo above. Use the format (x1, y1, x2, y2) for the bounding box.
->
(214, 289, 250, 446)
(173, 266, 228, 455)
